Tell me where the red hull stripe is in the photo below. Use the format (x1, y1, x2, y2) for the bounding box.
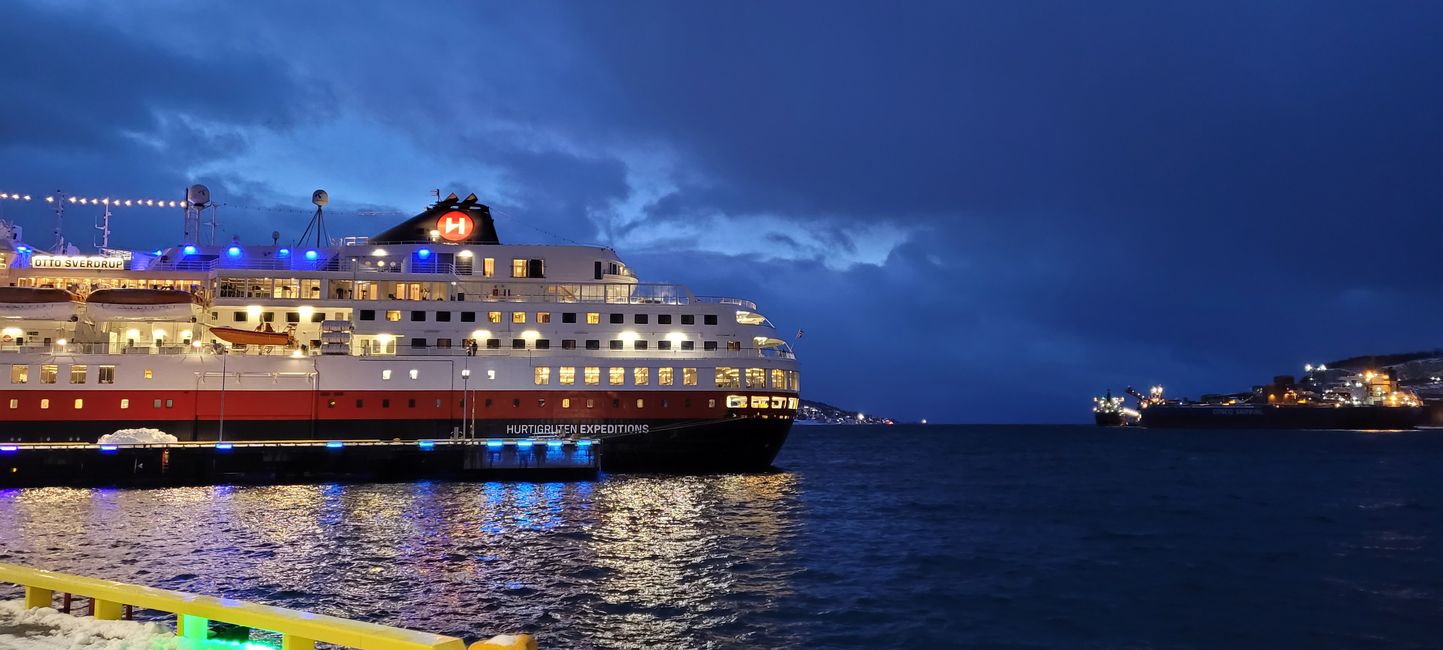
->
(0, 389, 797, 421)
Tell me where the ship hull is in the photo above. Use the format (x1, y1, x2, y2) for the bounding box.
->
(1139, 405, 1423, 430)
(0, 413, 793, 472)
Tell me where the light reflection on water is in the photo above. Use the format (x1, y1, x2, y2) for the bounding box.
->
(0, 475, 801, 649)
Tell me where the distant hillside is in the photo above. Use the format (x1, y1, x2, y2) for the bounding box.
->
(1325, 350, 1443, 370)
(797, 399, 894, 425)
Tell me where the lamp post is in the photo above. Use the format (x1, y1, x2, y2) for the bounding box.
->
(461, 368, 471, 439)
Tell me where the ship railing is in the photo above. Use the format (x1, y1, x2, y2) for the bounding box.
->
(356, 346, 796, 361)
(695, 296, 758, 311)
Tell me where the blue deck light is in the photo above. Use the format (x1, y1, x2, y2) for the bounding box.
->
(417, 248, 431, 259)
(418, 440, 436, 450)
(15, 245, 28, 253)
(577, 439, 593, 448)
(215, 442, 233, 451)
(182, 245, 197, 255)
(325, 441, 344, 449)
(304, 250, 318, 261)
(486, 440, 504, 449)
(152, 249, 163, 256)
(546, 440, 563, 449)
(516, 439, 534, 449)
(99, 444, 118, 453)
(227, 246, 242, 257)
(0, 444, 17, 453)
(277, 248, 290, 257)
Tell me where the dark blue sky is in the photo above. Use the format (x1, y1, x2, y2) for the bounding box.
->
(3, 1, 1443, 422)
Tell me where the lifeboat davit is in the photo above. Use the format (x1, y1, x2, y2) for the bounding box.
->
(84, 288, 203, 322)
(0, 287, 81, 321)
(208, 327, 295, 347)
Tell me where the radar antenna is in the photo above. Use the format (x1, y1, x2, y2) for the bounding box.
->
(296, 189, 330, 248)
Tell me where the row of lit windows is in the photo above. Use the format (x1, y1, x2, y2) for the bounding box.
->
(231, 311, 334, 323)
(10, 364, 130, 385)
(529, 366, 798, 390)
(7, 397, 170, 410)
(398, 337, 734, 351)
(356, 310, 721, 326)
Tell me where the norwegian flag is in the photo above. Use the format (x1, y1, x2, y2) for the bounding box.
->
(796, 328, 805, 339)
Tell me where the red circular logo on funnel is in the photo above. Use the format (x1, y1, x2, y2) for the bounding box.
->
(437, 211, 475, 241)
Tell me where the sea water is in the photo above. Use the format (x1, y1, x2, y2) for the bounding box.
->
(1, 425, 1440, 648)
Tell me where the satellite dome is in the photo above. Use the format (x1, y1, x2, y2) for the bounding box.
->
(311, 189, 329, 206)
(186, 184, 210, 207)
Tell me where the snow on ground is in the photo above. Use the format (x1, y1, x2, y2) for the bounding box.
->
(96, 429, 178, 445)
(0, 599, 195, 650)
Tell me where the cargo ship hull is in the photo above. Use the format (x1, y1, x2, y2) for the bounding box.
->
(1139, 405, 1423, 430)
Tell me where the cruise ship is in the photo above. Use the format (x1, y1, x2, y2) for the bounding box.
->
(0, 190, 799, 470)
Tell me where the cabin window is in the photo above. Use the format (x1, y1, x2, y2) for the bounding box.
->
(562, 398, 571, 408)
(40, 365, 57, 384)
(634, 368, 649, 385)
(634, 314, 648, 325)
(410, 338, 426, 349)
(311, 311, 326, 323)
(383, 399, 391, 408)
(436, 311, 452, 322)
(5, 398, 14, 408)
(586, 399, 594, 408)
(610, 313, 624, 324)
(233, 312, 248, 322)
(585, 340, 600, 350)
(328, 400, 337, 408)
(535, 367, 550, 385)
(705, 315, 718, 325)
(727, 341, 741, 351)
(153, 399, 162, 408)
(411, 311, 427, 322)
(683, 367, 698, 386)
(119, 399, 128, 409)
(356, 399, 364, 408)
(682, 315, 695, 325)
(563, 312, 577, 324)
(609, 367, 624, 385)
(512, 312, 526, 324)
(746, 368, 767, 388)
(98, 365, 115, 384)
(716, 367, 740, 388)
(658, 340, 672, 351)
(263, 312, 276, 323)
(488, 311, 502, 324)
(382, 369, 392, 380)
(408, 399, 416, 408)
(461, 311, 476, 322)
(584, 367, 600, 385)
(360, 310, 376, 321)
(772, 369, 787, 389)
(659, 315, 672, 325)
(704, 341, 718, 351)
(285, 312, 300, 323)
(436, 338, 452, 349)
(562, 339, 576, 350)
(659, 367, 674, 385)
(166, 399, 173, 408)
(512, 339, 525, 349)
(586, 312, 600, 325)
(70, 365, 86, 384)
(610, 340, 623, 350)
(634, 340, 648, 351)
(40, 399, 49, 409)
(636, 398, 645, 409)
(386, 310, 401, 321)
(537, 312, 551, 324)
(681, 341, 696, 351)
(536, 339, 550, 350)
(482, 258, 495, 277)
(486, 339, 500, 349)
(559, 367, 576, 385)
(409, 369, 419, 380)
(10, 365, 27, 384)
(511, 258, 527, 278)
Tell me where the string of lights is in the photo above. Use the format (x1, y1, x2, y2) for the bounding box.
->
(0, 191, 189, 208)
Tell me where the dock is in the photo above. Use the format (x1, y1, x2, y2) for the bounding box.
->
(0, 438, 598, 488)
(0, 562, 535, 649)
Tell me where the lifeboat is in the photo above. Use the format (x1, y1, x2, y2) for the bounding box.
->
(0, 287, 81, 321)
(208, 326, 295, 347)
(84, 288, 204, 322)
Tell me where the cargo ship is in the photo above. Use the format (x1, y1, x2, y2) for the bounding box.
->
(1101, 370, 1424, 430)
(0, 188, 800, 471)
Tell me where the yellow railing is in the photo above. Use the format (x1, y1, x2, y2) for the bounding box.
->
(0, 563, 534, 650)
